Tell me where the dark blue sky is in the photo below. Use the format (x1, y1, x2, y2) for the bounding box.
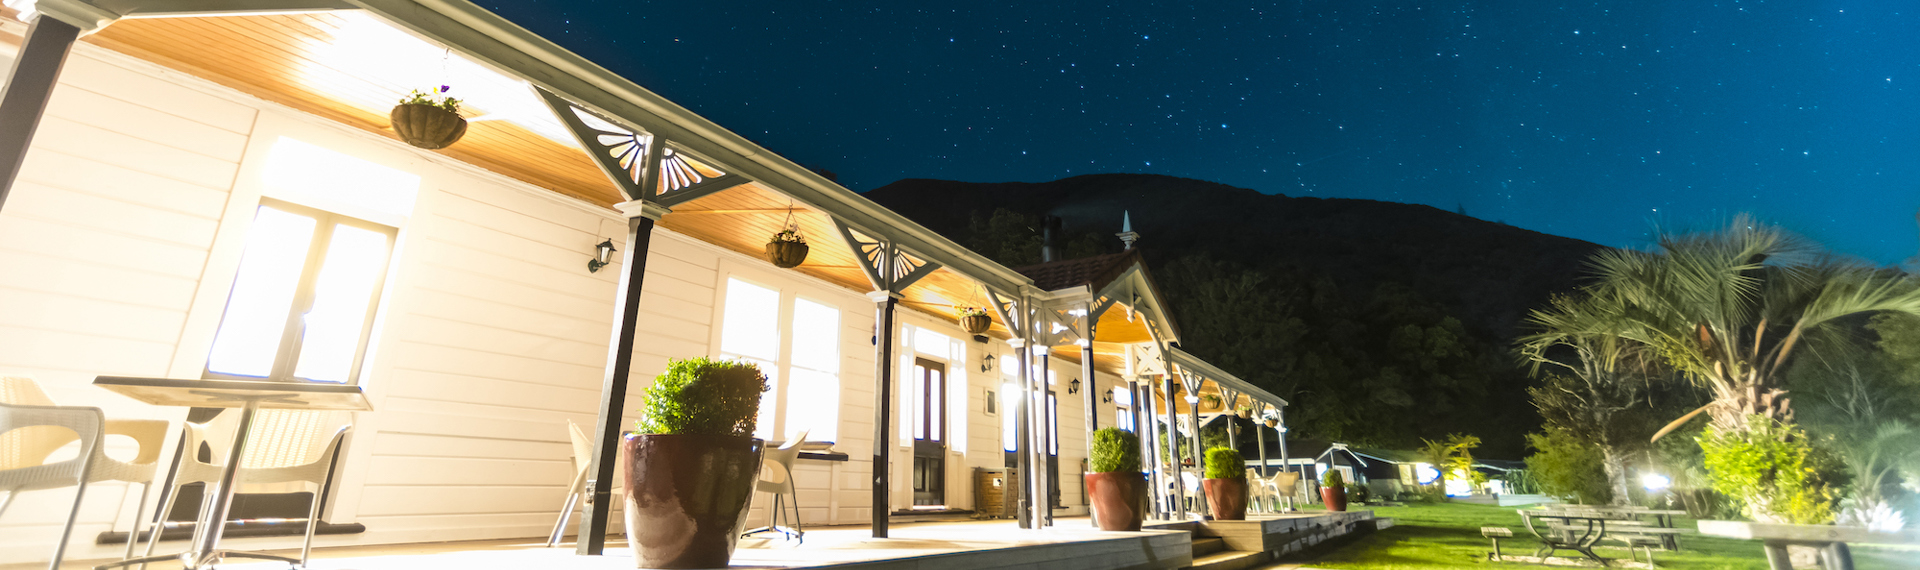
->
(488, 1, 1920, 264)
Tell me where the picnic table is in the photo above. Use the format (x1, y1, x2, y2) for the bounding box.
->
(1698, 520, 1920, 570)
(1541, 506, 1690, 549)
(1518, 509, 1613, 563)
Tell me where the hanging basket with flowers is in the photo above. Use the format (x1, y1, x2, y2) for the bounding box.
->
(391, 86, 467, 150)
(958, 307, 992, 335)
(765, 228, 808, 268)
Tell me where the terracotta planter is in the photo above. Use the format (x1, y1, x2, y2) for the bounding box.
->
(960, 314, 992, 335)
(765, 241, 809, 268)
(390, 103, 467, 149)
(622, 433, 764, 569)
(1084, 472, 1146, 531)
(1321, 485, 1348, 512)
(1203, 478, 1248, 520)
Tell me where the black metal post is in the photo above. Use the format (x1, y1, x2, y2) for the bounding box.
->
(577, 214, 656, 555)
(870, 292, 898, 538)
(0, 15, 81, 212)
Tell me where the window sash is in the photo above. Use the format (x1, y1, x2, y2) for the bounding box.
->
(204, 199, 395, 384)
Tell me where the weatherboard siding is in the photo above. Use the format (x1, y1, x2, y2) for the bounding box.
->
(0, 27, 1112, 566)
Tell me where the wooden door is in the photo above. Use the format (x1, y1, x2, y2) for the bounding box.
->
(911, 358, 947, 506)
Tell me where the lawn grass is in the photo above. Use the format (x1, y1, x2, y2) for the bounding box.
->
(1288, 502, 1915, 569)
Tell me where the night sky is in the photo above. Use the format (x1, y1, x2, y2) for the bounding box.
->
(486, 1, 1920, 265)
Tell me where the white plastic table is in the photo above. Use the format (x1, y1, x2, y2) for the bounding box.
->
(90, 377, 371, 570)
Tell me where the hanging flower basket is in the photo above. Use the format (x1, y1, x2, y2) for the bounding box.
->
(766, 227, 808, 268)
(958, 307, 992, 335)
(1264, 419, 1279, 428)
(391, 87, 466, 150)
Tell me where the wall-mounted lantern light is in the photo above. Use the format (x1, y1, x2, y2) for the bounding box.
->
(1067, 378, 1081, 394)
(587, 239, 616, 273)
(981, 353, 995, 374)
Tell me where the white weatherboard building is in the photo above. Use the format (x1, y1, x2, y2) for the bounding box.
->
(0, 1, 1291, 567)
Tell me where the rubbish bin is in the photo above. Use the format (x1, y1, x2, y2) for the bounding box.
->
(974, 467, 1010, 519)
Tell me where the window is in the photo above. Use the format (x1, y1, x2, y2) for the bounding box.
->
(205, 200, 395, 384)
(716, 277, 841, 442)
(1113, 387, 1136, 432)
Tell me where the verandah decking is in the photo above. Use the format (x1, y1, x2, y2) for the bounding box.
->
(6, 511, 1376, 570)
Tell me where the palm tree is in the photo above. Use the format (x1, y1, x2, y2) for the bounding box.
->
(1519, 292, 1670, 505)
(1587, 216, 1920, 435)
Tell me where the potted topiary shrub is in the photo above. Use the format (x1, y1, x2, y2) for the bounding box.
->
(1321, 469, 1349, 512)
(624, 357, 768, 569)
(390, 86, 467, 149)
(1085, 427, 1146, 531)
(1202, 446, 1248, 520)
(765, 225, 808, 268)
(958, 306, 992, 335)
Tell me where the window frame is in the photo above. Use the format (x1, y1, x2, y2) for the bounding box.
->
(711, 267, 847, 443)
(202, 198, 397, 385)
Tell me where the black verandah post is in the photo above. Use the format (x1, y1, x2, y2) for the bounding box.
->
(577, 209, 659, 555)
(871, 292, 899, 538)
(0, 15, 81, 212)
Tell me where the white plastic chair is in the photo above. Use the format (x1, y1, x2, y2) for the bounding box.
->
(548, 420, 624, 547)
(742, 430, 808, 542)
(1270, 471, 1301, 511)
(133, 410, 350, 569)
(1, 376, 168, 570)
(1179, 471, 1204, 517)
(1246, 468, 1273, 513)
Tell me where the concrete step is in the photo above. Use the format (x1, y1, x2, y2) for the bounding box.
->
(1192, 537, 1227, 557)
(1190, 549, 1269, 570)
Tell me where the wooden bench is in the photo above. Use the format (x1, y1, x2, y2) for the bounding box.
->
(1698, 520, 1920, 570)
(1481, 527, 1514, 560)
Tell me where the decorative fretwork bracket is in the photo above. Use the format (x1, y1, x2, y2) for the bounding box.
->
(536, 86, 746, 206)
(832, 218, 941, 295)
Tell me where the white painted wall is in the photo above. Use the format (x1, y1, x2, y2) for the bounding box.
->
(0, 28, 1123, 567)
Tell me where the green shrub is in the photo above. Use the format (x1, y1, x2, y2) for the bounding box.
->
(1323, 468, 1345, 487)
(1525, 428, 1612, 504)
(1348, 482, 1372, 503)
(1699, 418, 1849, 524)
(633, 357, 768, 437)
(1091, 427, 1141, 473)
(1204, 446, 1245, 479)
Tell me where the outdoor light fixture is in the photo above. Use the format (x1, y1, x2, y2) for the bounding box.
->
(587, 239, 616, 273)
(1068, 378, 1081, 394)
(1641, 473, 1672, 492)
(1101, 388, 1114, 403)
(981, 353, 995, 373)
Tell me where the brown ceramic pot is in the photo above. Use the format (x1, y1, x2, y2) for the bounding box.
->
(390, 103, 467, 149)
(622, 433, 764, 569)
(765, 241, 809, 268)
(1321, 485, 1348, 512)
(1084, 472, 1146, 531)
(1203, 478, 1248, 520)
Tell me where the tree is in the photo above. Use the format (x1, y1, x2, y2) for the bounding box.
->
(1589, 216, 1920, 434)
(1584, 216, 1920, 522)
(1526, 428, 1613, 504)
(1519, 292, 1695, 505)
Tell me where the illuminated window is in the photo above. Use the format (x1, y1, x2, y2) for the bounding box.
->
(716, 277, 842, 442)
(205, 200, 395, 384)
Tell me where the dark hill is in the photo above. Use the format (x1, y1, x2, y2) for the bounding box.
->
(865, 173, 1608, 456)
(866, 173, 1603, 339)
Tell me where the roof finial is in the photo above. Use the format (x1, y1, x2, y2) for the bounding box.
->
(1117, 211, 1139, 250)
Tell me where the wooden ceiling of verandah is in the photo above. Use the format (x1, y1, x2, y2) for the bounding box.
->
(51, 10, 1163, 374)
